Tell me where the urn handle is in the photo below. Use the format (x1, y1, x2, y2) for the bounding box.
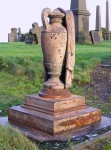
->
(41, 8, 52, 31)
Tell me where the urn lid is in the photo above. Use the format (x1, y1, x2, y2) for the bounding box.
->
(49, 8, 65, 18)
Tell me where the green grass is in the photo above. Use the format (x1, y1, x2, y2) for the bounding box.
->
(0, 42, 111, 116)
(0, 126, 38, 150)
(0, 41, 111, 150)
(75, 42, 111, 84)
(0, 42, 42, 57)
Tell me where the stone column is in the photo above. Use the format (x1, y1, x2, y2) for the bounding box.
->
(95, 5, 101, 31)
(95, 5, 102, 41)
(106, 0, 110, 40)
(70, 0, 92, 44)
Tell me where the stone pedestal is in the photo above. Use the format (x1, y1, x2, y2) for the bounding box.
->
(1, 116, 111, 142)
(8, 90, 101, 135)
(70, 0, 92, 44)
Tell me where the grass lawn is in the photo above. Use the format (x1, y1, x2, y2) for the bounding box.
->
(0, 126, 38, 150)
(0, 41, 111, 116)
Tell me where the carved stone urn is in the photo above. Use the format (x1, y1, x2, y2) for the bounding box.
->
(41, 8, 67, 90)
(8, 8, 101, 141)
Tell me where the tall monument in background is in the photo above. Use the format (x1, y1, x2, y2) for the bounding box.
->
(70, 0, 92, 43)
(95, 5, 101, 31)
(95, 5, 102, 41)
(106, 0, 110, 40)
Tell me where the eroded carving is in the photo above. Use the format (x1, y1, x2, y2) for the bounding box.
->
(41, 8, 75, 89)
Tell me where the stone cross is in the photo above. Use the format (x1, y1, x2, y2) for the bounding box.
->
(29, 22, 42, 44)
(70, 0, 92, 44)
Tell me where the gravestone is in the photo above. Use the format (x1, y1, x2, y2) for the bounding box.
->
(25, 34, 33, 44)
(106, 0, 110, 40)
(70, 0, 92, 44)
(90, 30, 101, 44)
(29, 22, 42, 44)
(17, 28, 23, 42)
(8, 28, 17, 42)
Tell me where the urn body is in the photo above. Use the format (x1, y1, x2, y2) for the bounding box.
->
(41, 10, 67, 89)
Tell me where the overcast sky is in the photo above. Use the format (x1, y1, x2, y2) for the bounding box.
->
(0, 0, 110, 42)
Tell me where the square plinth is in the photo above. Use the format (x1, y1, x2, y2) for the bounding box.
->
(0, 117, 111, 142)
(8, 105, 101, 135)
(22, 94, 86, 115)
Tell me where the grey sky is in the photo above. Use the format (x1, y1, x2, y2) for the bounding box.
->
(0, 0, 110, 42)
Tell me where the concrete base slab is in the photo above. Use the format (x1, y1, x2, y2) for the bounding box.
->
(64, 130, 111, 150)
(0, 116, 111, 142)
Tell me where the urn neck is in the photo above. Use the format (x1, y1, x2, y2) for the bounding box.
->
(50, 16, 63, 24)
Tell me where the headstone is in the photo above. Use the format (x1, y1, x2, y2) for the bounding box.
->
(70, 0, 92, 44)
(106, 0, 110, 40)
(90, 30, 101, 44)
(8, 28, 17, 42)
(17, 28, 23, 42)
(8, 8, 101, 141)
(29, 22, 42, 44)
(25, 34, 33, 44)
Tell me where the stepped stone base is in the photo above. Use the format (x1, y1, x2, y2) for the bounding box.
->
(8, 93, 101, 135)
(0, 116, 111, 142)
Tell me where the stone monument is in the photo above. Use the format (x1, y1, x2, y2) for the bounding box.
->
(17, 28, 23, 42)
(106, 0, 110, 40)
(95, 5, 101, 31)
(8, 28, 18, 42)
(90, 5, 102, 44)
(29, 22, 42, 44)
(8, 8, 102, 141)
(70, 0, 92, 43)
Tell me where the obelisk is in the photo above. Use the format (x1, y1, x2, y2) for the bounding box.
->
(70, 0, 92, 43)
(95, 5, 101, 31)
(95, 5, 102, 41)
(106, 0, 110, 40)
